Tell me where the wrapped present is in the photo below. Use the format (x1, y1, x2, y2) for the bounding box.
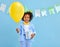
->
(25, 31, 33, 39)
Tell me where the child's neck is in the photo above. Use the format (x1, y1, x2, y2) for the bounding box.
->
(23, 22, 30, 25)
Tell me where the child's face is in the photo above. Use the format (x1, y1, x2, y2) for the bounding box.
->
(23, 14, 30, 23)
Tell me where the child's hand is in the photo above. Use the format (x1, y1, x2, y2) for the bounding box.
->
(31, 34, 35, 39)
(16, 28, 20, 33)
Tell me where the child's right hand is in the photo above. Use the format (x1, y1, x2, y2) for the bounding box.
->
(16, 28, 20, 33)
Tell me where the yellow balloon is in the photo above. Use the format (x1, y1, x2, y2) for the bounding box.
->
(9, 2, 24, 23)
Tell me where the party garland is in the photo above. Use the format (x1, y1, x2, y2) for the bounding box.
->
(0, 3, 60, 17)
(35, 4, 60, 17)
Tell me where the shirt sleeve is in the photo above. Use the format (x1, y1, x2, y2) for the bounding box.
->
(31, 24, 36, 34)
(18, 25, 22, 34)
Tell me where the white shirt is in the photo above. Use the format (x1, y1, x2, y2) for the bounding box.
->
(24, 24, 29, 32)
(24, 24, 33, 39)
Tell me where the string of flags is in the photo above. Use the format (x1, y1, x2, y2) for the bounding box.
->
(0, 3, 60, 17)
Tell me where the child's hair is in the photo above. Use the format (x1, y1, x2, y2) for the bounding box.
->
(22, 11, 33, 21)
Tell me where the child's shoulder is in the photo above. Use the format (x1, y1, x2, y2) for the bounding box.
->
(29, 23, 34, 27)
(18, 23, 23, 28)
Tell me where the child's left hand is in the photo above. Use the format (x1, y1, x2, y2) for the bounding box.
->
(31, 33, 35, 39)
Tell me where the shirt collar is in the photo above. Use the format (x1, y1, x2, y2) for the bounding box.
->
(23, 22, 30, 25)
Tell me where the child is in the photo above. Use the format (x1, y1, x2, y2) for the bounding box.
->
(16, 11, 36, 47)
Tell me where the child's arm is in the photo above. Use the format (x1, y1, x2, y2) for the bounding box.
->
(16, 28, 20, 33)
(30, 24, 36, 39)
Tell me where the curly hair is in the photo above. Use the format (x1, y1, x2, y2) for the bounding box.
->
(22, 11, 33, 21)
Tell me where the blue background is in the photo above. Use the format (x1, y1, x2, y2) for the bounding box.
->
(0, 0, 60, 47)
